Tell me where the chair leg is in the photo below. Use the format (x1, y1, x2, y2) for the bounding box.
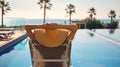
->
(67, 61, 71, 67)
(33, 61, 37, 67)
(63, 61, 68, 67)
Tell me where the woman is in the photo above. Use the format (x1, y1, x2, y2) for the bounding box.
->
(25, 23, 77, 67)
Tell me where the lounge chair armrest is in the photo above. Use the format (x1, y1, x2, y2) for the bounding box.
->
(68, 40, 72, 44)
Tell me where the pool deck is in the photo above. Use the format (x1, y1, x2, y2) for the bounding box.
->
(0, 28, 27, 49)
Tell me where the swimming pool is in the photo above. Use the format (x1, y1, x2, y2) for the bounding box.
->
(0, 38, 32, 67)
(94, 29, 120, 41)
(0, 29, 120, 67)
(71, 29, 120, 67)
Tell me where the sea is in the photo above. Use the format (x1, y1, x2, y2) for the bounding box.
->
(0, 18, 120, 28)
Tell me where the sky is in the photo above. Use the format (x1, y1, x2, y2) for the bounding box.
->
(2, 0, 120, 19)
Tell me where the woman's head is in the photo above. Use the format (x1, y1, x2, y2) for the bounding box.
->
(43, 23, 58, 30)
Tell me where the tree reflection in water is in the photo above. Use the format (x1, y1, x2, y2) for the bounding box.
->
(109, 29, 115, 35)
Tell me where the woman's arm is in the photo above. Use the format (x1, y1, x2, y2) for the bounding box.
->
(58, 25, 78, 41)
(25, 23, 78, 40)
(25, 25, 44, 39)
(45, 23, 78, 40)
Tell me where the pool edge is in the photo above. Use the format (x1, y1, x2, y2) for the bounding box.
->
(0, 34, 28, 52)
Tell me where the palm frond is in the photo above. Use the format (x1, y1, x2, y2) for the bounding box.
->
(65, 9, 67, 11)
(109, 10, 116, 19)
(94, 13, 96, 15)
(72, 10, 75, 13)
(4, 2, 9, 6)
(46, 6, 51, 10)
(37, 2, 40, 4)
(38, 3, 43, 8)
(65, 3, 75, 13)
(0, 1, 4, 5)
(45, 0, 50, 3)
(39, 0, 43, 3)
(88, 11, 90, 13)
(3, 11, 5, 15)
(66, 11, 69, 13)
(48, 3, 52, 6)
(40, 6, 43, 9)
(6, 6, 11, 11)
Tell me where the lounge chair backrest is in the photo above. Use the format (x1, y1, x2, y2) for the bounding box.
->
(29, 39, 71, 67)
(0, 28, 15, 31)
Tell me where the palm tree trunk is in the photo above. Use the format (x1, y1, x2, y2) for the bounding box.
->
(1, 5, 4, 27)
(69, 14, 71, 21)
(111, 17, 113, 23)
(91, 13, 93, 22)
(43, 2, 46, 24)
(69, 13, 72, 24)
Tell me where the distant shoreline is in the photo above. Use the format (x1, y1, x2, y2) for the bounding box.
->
(0, 18, 120, 27)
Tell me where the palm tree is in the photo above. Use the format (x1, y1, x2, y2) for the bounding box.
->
(38, 0, 52, 24)
(108, 10, 116, 23)
(65, 4, 75, 23)
(0, 0, 10, 27)
(88, 7, 96, 21)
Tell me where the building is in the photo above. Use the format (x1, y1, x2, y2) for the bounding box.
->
(71, 20, 87, 29)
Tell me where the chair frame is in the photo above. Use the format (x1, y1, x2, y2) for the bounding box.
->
(29, 39, 71, 67)
(0, 28, 15, 39)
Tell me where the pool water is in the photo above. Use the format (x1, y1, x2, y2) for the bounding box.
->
(0, 29, 120, 67)
(71, 30, 120, 67)
(95, 29, 120, 41)
(0, 38, 32, 67)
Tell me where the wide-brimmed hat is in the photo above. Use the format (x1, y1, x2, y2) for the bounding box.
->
(34, 29, 68, 47)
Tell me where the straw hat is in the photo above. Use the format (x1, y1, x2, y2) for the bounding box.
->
(34, 29, 68, 47)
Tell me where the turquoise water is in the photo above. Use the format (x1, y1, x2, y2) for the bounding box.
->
(1, 18, 120, 26)
(25, 19, 69, 25)
(71, 30, 120, 67)
(0, 38, 32, 67)
(25, 19, 120, 25)
(0, 18, 25, 27)
(95, 29, 120, 41)
(0, 29, 120, 67)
